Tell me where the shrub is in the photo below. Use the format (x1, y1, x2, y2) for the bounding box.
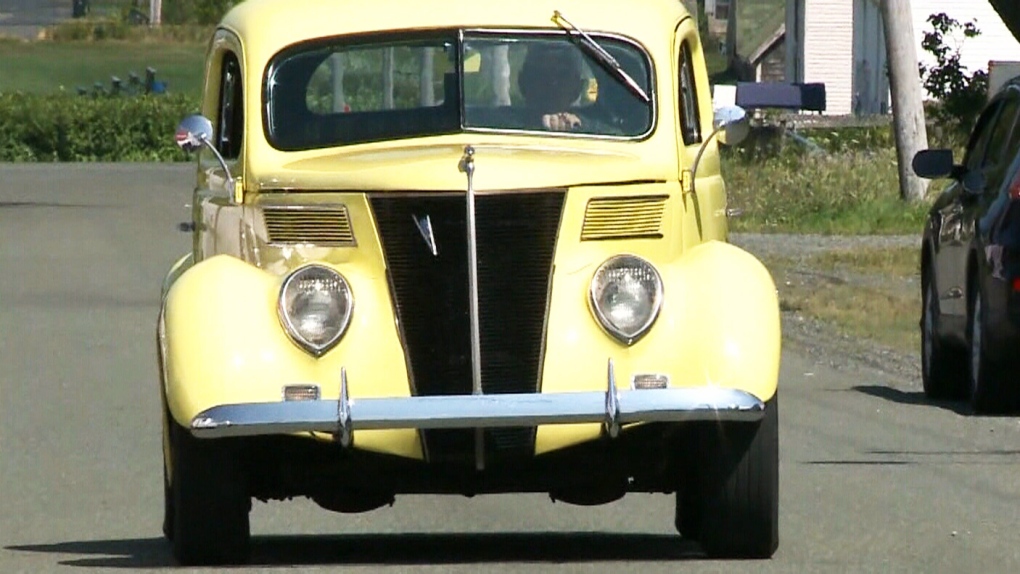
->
(918, 13, 989, 137)
(0, 93, 199, 161)
(722, 146, 931, 235)
(162, 0, 239, 25)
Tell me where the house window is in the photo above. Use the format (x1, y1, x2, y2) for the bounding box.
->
(715, 0, 730, 20)
(678, 41, 702, 145)
(216, 52, 244, 160)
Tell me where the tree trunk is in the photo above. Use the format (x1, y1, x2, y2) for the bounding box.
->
(330, 54, 346, 113)
(880, 0, 929, 202)
(419, 48, 435, 107)
(383, 48, 395, 110)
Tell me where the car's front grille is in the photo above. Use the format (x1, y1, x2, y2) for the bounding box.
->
(581, 195, 667, 240)
(370, 191, 564, 466)
(262, 206, 356, 246)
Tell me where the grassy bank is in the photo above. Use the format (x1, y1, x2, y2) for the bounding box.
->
(723, 146, 934, 236)
(763, 246, 921, 353)
(0, 38, 206, 96)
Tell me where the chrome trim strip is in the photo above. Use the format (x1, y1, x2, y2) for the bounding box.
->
(604, 359, 621, 438)
(336, 367, 352, 447)
(458, 145, 485, 471)
(189, 387, 766, 438)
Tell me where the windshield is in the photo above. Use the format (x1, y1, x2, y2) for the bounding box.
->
(264, 31, 654, 151)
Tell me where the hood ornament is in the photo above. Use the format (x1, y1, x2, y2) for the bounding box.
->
(412, 213, 438, 256)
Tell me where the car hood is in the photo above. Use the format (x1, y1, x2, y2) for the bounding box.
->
(248, 142, 674, 192)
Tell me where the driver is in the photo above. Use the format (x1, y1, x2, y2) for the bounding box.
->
(517, 43, 587, 131)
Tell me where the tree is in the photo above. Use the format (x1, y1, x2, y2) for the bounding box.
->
(918, 13, 989, 137)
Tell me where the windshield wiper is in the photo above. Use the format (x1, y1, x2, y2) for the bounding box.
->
(552, 10, 651, 104)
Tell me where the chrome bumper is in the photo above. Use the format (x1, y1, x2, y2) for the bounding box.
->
(190, 360, 766, 441)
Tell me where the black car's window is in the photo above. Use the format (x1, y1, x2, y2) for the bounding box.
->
(964, 101, 1004, 172)
(217, 52, 244, 159)
(264, 30, 653, 151)
(982, 95, 1020, 172)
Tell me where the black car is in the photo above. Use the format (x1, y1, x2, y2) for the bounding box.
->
(914, 78, 1020, 413)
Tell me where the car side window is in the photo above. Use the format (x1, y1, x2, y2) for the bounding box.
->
(678, 41, 701, 146)
(964, 101, 1003, 172)
(982, 95, 1020, 173)
(217, 52, 244, 160)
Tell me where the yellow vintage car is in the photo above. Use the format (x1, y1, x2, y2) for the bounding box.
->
(160, 0, 781, 565)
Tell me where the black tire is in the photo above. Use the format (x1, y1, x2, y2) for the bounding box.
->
(162, 462, 174, 542)
(921, 269, 967, 400)
(161, 398, 175, 542)
(967, 285, 1011, 414)
(677, 395, 779, 559)
(169, 421, 251, 566)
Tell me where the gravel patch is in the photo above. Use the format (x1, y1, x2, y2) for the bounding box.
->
(730, 232, 923, 387)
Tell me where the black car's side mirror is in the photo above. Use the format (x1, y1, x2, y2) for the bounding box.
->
(912, 149, 955, 179)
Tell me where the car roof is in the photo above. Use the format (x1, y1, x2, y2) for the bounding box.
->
(222, 0, 689, 67)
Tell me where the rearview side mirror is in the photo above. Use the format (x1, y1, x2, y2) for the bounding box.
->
(175, 114, 215, 154)
(713, 106, 750, 147)
(912, 149, 955, 179)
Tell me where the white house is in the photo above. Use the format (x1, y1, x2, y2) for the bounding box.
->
(784, 0, 1020, 115)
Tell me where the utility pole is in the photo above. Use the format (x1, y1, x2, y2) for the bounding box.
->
(150, 0, 162, 26)
(879, 0, 928, 202)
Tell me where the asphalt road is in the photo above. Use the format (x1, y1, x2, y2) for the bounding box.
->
(0, 0, 70, 39)
(2, 163, 1020, 573)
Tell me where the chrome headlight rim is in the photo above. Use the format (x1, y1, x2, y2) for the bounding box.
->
(277, 264, 353, 357)
(589, 254, 664, 346)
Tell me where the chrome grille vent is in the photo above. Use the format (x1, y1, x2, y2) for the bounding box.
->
(581, 195, 667, 240)
(262, 206, 356, 246)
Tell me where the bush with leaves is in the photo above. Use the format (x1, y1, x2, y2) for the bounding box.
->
(161, 0, 239, 25)
(0, 93, 199, 161)
(918, 12, 989, 139)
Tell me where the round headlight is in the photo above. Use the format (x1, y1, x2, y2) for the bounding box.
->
(278, 265, 353, 356)
(589, 255, 663, 345)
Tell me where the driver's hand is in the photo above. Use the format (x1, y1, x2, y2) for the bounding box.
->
(542, 112, 582, 131)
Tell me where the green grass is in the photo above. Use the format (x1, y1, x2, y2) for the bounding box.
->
(762, 248, 921, 352)
(0, 39, 206, 96)
(723, 147, 933, 235)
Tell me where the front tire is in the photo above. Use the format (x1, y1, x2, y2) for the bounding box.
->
(921, 268, 967, 399)
(968, 286, 1011, 414)
(169, 420, 251, 566)
(676, 395, 779, 558)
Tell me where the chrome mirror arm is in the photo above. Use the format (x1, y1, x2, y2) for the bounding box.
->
(688, 106, 749, 198)
(197, 136, 237, 199)
(175, 114, 238, 202)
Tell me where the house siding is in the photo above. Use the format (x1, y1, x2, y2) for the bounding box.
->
(802, 0, 855, 115)
(792, 0, 1020, 115)
(756, 39, 787, 83)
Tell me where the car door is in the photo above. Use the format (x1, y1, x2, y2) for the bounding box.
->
(673, 18, 725, 246)
(962, 93, 1020, 299)
(973, 89, 1020, 316)
(194, 32, 246, 262)
(933, 99, 1006, 319)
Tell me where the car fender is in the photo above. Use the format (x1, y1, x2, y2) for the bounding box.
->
(160, 254, 422, 458)
(536, 240, 780, 453)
